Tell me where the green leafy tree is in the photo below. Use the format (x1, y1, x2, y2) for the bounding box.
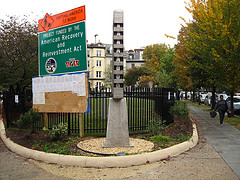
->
(174, 0, 240, 111)
(103, 64, 112, 88)
(124, 66, 153, 87)
(174, 24, 213, 99)
(142, 44, 176, 88)
(173, 26, 193, 90)
(0, 16, 38, 94)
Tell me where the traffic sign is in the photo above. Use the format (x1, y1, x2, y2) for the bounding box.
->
(38, 6, 87, 76)
(38, 6, 85, 33)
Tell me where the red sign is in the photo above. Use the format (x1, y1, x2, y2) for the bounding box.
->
(66, 59, 79, 68)
(38, 6, 86, 33)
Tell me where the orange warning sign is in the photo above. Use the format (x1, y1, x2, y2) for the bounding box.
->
(39, 13, 54, 32)
(38, 6, 85, 33)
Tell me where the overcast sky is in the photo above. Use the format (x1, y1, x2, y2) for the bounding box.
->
(1, 0, 192, 50)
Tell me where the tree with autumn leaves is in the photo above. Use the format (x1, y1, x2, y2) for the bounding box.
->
(124, 44, 176, 88)
(142, 44, 176, 88)
(174, 0, 240, 113)
(124, 66, 154, 87)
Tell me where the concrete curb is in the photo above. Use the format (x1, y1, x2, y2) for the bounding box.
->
(0, 117, 198, 168)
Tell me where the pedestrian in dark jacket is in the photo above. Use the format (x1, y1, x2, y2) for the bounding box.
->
(214, 95, 228, 127)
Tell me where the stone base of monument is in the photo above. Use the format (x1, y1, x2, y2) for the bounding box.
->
(102, 98, 134, 148)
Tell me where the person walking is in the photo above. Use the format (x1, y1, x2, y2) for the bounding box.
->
(214, 95, 228, 127)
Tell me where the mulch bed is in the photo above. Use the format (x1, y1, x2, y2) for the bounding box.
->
(5, 116, 193, 156)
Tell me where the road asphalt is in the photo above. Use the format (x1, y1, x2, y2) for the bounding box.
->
(0, 103, 239, 179)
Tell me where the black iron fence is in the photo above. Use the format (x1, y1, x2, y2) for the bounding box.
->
(2, 90, 32, 128)
(2, 87, 174, 136)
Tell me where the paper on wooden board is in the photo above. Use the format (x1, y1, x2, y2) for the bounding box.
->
(33, 92, 45, 104)
(32, 73, 86, 103)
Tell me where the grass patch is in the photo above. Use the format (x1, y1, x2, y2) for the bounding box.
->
(33, 137, 79, 155)
(186, 100, 212, 111)
(225, 116, 240, 130)
(149, 133, 191, 149)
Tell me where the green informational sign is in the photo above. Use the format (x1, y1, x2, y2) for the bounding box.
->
(38, 21, 87, 76)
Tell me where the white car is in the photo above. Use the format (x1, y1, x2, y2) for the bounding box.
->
(216, 93, 228, 100)
(200, 94, 208, 103)
(235, 93, 240, 97)
(204, 95, 212, 106)
(226, 96, 240, 114)
(204, 94, 219, 106)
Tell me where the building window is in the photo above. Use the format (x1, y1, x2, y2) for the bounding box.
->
(97, 50, 102, 57)
(88, 60, 90, 67)
(96, 82, 102, 89)
(129, 54, 134, 60)
(96, 60, 102, 67)
(87, 50, 90, 57)
(96, 71, 102, 78)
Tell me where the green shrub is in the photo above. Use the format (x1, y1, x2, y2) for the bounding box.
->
(178, 133, 191, 142)
(149, 134, 173, 148)
(43, 122, 68, 140)
(136, 136, 145, 139)
(169, 101, 189, 117)
(15, 109, 41, 130)
(33, 140, 43, 148)
(41, 141, 70, 155)
(148, 117, 166, 135)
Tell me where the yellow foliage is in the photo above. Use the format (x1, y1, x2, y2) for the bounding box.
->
(164, 34, 176, 39)
(139, 75, 155, 87)
(175, 0, 240, 91)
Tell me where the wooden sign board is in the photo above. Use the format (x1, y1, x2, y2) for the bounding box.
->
(33, 72, 89, 113)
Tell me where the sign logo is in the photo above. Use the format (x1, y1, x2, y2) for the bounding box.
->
(66, 58, 79, 68)
(45, 58, 57, 73)
(40, 13, 54, 32)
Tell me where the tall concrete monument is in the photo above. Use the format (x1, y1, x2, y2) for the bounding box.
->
(103, 10, 132, 148)
(112, 10, 124, 99)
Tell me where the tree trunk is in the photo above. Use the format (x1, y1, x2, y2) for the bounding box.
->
(198, 91, 201, 105)
(211, 85, 216, 110)
(192, 90, 195, 102)
(229, 90, 234, 117)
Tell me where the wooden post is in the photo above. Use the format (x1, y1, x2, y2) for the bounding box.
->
(79, 113, 84, 137)
(43, 112, 48, 129)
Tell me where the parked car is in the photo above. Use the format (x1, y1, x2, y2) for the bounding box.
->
(204, 95, 212, 106)
(235, 93, 240, 96)
(204, 94, 219, 106)
(200, 94, 208, 103)
(216, 93, 228, 100)
(226, 96, 240, 114)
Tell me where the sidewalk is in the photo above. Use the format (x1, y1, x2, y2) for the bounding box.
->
(189, 104, 240, 178)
